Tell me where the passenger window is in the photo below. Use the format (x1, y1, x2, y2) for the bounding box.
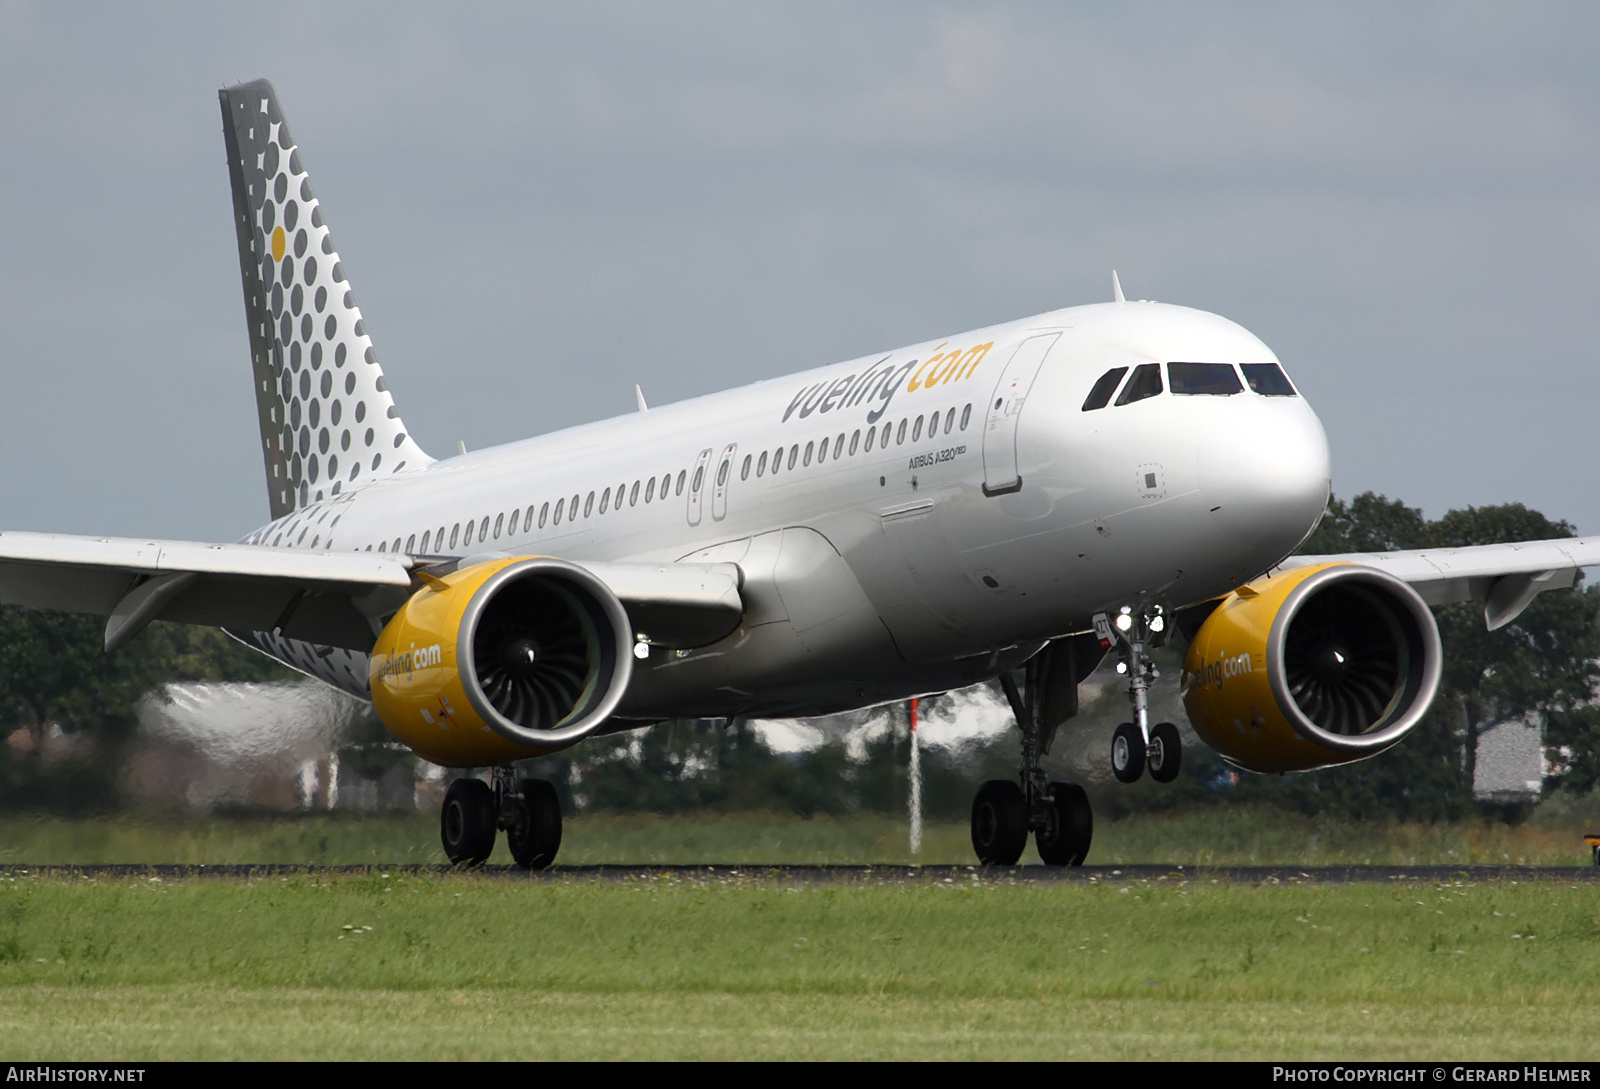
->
(494, 513, 504, 537)
(646, 477, 657, 502)
(631, 480, 641, 505)
(477, 520, 488, 544)
(912, 415, 924, 442)
(816, 439, 826, 464)
(1114, 363, 1164, 406)
(880, 422, 892, 448)
(771, 447, 783, 473)
(928, 413, 939, 438)
(717, 460, 730, 486)
(1082, 367, 1129, 411)
(584, 491, 595, 517)
(450, 523, 461, 547)
(740, 455, 751, 481)
(896, 419, 907, 445)
(406, 533, 416, 553)
(960, 404, 972, 430)
(850, 430, 860, 455)
(804, 441, 814, 467)
(1168, 362, 1242, 396)
(509, 508, 520, 533)
(864, 427, 876, 453)
(788, 445, 799, 470)
(599, 488, 610, 514)
(378, 540, 386, 552)
(553, 499, 564, 525)
(757, 451, 768, 476)
(419, 530, 431, 552)
(674, 471, 686, 496)
(524, 508, 534, 532)
(691, 466, 704, 493)
(1241, 363, 1297, 396)
(538, 503, 548, 528)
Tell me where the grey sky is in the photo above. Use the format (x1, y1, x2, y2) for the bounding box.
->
(2, 2, 1597, 541)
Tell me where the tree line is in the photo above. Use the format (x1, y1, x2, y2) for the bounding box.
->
(1, 492, 1596, 819)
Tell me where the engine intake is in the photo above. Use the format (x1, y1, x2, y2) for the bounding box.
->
(1181, 563, 1441, 773)
(370, 557, 633, 766)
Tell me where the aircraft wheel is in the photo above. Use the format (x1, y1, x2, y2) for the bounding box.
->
(1035, 781, 1093, 866)
(506, 778, 563, 870)
(971, 779, 1028, 866)
(441, 777, 496, 866)
(1148, 722, 1183, 784)
(1111, 723, 1145, 783)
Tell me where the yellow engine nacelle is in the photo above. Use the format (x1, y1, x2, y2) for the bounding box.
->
(1181, 563, 1442, 774)
(369, 557, 634, 767)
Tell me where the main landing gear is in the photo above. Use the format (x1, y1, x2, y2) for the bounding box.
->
(971, 635, 1099, 866)
(440, 767, 562, 869)
(1104, 608, 1182, 786)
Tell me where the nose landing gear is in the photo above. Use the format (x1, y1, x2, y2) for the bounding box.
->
(1103, 608, 1184, 785)
(440, 766, 564, 869)
(971, 635, 1100, 866)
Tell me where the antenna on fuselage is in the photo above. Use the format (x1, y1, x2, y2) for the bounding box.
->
(1112, 271, 1126, 304)
(635, 385, 649, 412)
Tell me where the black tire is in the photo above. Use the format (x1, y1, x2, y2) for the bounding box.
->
(507, 778, 562, 870)
(971, 779, 1028, 865)
(441, 777, 496, 865)
(1111, 722, 1145, 783)
(1148, 722, 1183, 784)
(1035, 781, 1093, 866)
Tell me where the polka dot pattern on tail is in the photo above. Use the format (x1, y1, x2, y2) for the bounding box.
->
(221, 79, 432, 519)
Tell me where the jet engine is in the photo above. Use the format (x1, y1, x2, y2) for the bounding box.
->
(369, 557, 634, 766)
(1180, 563, 1441, 774)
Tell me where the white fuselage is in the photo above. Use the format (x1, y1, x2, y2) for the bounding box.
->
(237, 300, 1332, 726)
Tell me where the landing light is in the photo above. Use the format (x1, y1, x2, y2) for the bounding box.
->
(633, 640, 651, 660)
(1150, 615, 1165, 633)
(1114, 613, 1133, 632)
(1116, 661, 1128, 675)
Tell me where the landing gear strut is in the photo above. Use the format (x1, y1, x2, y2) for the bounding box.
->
(971, 635, 1099, 867)
(1104, 608, 1183, 785)
(440, 767, 563, 869)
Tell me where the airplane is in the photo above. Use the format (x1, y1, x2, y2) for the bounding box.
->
(3, 78, 1598, 869)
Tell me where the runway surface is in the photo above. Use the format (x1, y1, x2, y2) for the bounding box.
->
(4, 863, 1598, 883)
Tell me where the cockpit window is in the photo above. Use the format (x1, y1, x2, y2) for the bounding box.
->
(1114, 363, 1164, 406)
(1241, 362, 1297, 396)
(1081, 367, 1128, 411)
(1168, 362, 1242, 396)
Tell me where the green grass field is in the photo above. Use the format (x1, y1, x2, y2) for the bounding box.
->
(1, 805, 1596, 866)
(0, 868, 1597, 1060)
(3, 808, 1598, 1060)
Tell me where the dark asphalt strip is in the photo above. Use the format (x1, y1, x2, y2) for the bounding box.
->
(2, 863, 1598, 883)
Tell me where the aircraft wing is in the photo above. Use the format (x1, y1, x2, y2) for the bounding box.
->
(1279, 535, 1600, 629)
(0, 531, 744, 654)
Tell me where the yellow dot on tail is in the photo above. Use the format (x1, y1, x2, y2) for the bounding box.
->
(272, 226, 286, 262)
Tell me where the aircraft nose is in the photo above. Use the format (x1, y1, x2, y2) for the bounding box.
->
(1198, 402, 1331, 558)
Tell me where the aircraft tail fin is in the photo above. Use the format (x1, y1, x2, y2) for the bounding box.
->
(219, 80, 432, 519)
